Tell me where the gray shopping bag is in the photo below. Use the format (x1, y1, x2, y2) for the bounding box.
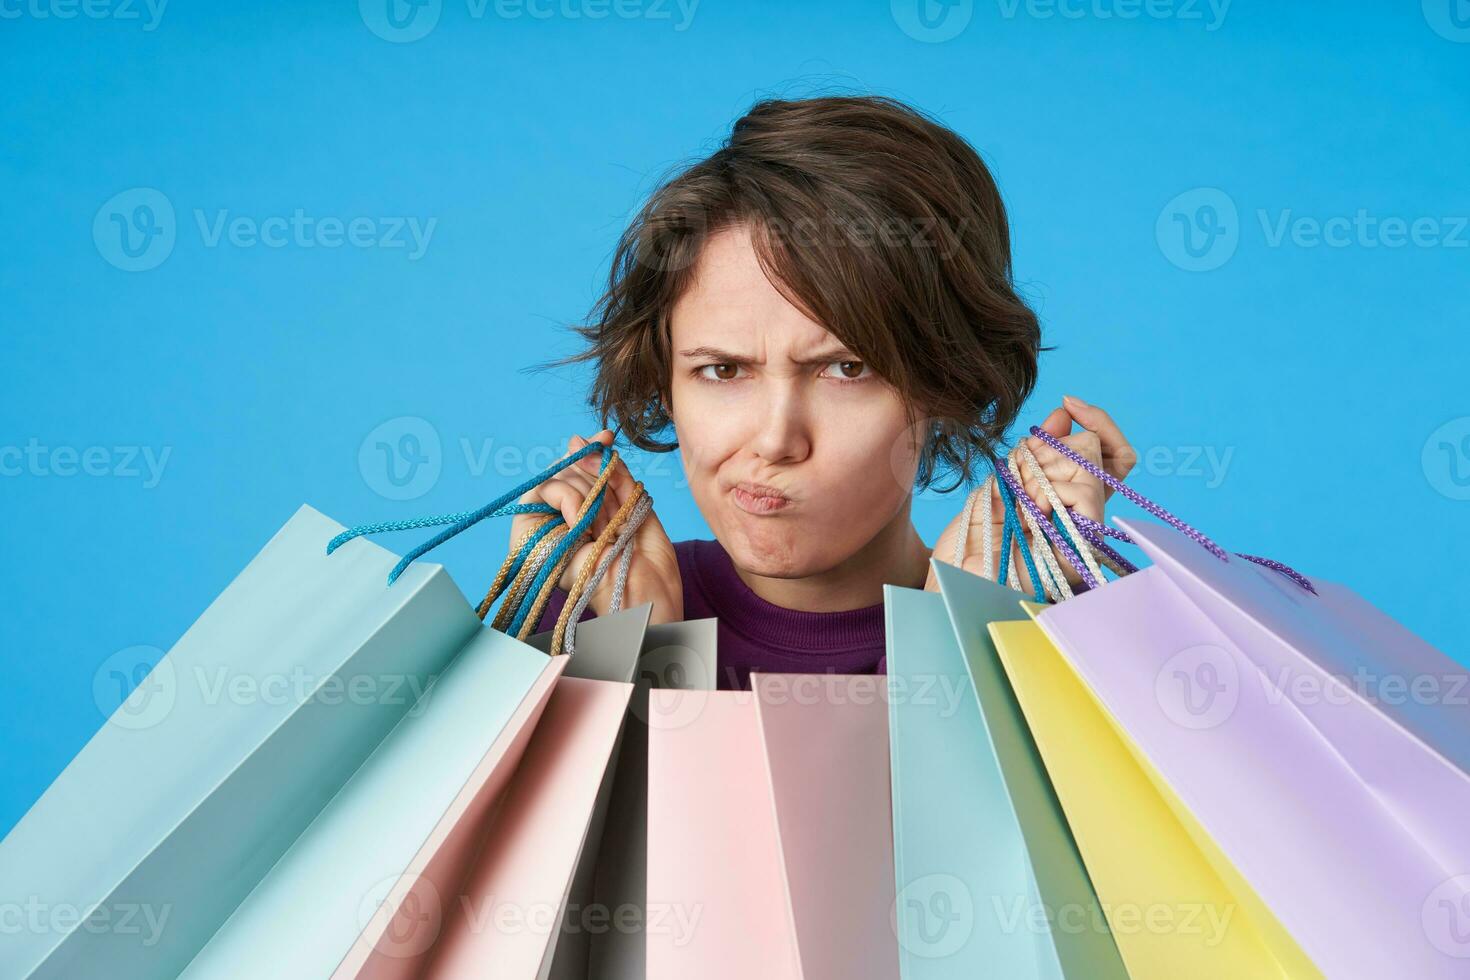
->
(582, 618, 719, 980)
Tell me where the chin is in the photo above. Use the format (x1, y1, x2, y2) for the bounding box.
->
(719, 518, 826, 579)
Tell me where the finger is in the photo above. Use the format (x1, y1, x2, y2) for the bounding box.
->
(582, 432, 643, 517)
(1043, 479, 1106, 524)
(633, 492, 672, 552)
(550, 474, 621, 545)
(571, 429, 618, 479)
(1036, 405, 1073, 440)
(566, 432, 629, 534)
(1060, 396, 1136, 480)
(537, 478, 594, 538)
(1027, 429, 1101, 470)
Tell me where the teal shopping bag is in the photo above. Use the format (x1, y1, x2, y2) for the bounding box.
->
(0, 505, 483, 980)
(176, 605, 651, 980)
(885, 571, 1127, 979)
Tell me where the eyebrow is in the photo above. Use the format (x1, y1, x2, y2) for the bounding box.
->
(675, 344, 858, 366)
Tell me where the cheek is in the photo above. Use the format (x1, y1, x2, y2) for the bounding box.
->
(817, 410, 923, 515)
(670, 381, 743, 477)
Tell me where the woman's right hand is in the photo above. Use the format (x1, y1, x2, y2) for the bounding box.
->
(510, 429, 684, 625)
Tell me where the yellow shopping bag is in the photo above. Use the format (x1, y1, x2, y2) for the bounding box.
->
(988, 613, 1322, 979)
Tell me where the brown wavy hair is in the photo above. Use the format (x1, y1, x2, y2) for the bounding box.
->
(542, 93, 1043, 493)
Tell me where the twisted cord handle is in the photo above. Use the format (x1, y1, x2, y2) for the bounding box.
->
(1028, 426, 1316, 594)
(326, 438, 614, 586)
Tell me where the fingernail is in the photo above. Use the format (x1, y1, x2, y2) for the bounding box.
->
(1064, 394, 1089, 409)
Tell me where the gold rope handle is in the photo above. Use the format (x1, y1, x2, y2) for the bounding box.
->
(478, 511, 560, 620)
(480, 447, 628, 640)
(514, 450, 633, 645)
(492, 522, 569, 631)
(516, 545, 579, 642)
(550, 479, 648, 656)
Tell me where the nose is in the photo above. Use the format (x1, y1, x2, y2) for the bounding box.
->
(746, 379, 811, 467)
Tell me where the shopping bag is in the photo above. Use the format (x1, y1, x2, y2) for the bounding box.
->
(645, 688, 798, 980)
(751, 672, 899, 980)
(1034, 522, 1470, 978)
(1119, 514, 1470, 876)
(646, 673, 899, 979)
(524, 605, 655, 980)
(0, 504, 482, 980)
(988, 612, 1321, 978)
(177, 621, 562, 975)
(409, 672, 635, 977)
(885, 579, 1128, 979)
(1004, 425, 1470, 976)
(175, 602, 647, 979)
(580, 618, 720, 980)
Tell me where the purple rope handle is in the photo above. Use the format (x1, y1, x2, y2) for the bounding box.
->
(993, 455, 1104, 593)
(1030, 426, 1316, 595)
(1070, 513, 1140, 576)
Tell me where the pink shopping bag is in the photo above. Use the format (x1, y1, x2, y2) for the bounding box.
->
(646, 675, 898, 980)
(752, 674, 898, 980)
(348, 673, 634, 978)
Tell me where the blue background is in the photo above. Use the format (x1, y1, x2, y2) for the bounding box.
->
(2, 1, 1467, 835)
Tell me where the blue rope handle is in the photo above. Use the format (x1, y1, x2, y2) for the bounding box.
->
(326, 439, 615, 589)
(992, 457, 1048, 604)
(502, 474, 612, 636)
(486, 511, 567, 612)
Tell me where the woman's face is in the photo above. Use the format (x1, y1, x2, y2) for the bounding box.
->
(667, 223, 926, 578)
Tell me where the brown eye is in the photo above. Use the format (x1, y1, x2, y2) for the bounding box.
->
(823, 360, 872, 382)
(699, 363, 741, 382)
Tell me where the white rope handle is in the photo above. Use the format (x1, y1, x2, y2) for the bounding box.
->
(952, 470, 1048, 595)
(952, 448, 1135, 598)
(1015, 445, 1109, 588)
(563, 490, 653, 656)
(609, 493, 652, 613)
(1014, 445, 1131, 581)
(1005, 453, 1072, 602)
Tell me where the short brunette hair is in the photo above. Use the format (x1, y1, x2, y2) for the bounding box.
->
(548, 94, 1042, 492)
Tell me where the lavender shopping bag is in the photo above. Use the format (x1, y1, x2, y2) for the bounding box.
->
(1119, 514, 1470, 876)
(1033, 518, 1470, 976)
(1014, 425, 1470, 976)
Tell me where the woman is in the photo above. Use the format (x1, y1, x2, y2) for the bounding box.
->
(529, 94, 1136, 690)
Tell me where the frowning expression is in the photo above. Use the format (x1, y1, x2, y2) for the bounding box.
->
(666, 223, 927, 578)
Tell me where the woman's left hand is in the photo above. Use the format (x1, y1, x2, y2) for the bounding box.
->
(923, 395, 1137, 593)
